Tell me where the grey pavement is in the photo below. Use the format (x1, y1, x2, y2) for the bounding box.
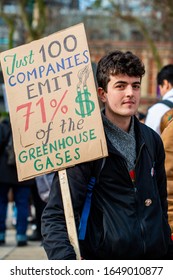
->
(0, 203, 47, 260)
(0, 228, 47, 260)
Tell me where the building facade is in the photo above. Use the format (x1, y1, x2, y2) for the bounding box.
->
(1, 1, 173, 113)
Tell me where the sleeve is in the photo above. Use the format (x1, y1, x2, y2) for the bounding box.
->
(154, 132, 168, 218)
(145, 104, 168, 135)
(161, 121, 173, 233)
(161, 124, 173, 260)
(41, 162, 92, 260)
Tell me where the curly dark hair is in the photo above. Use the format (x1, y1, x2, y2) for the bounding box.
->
(96, 50, 145, 91)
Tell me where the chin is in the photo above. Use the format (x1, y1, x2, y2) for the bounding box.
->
(124, 109, 136, 116)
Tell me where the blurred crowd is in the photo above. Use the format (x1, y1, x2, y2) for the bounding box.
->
(0, 118, 49, 246)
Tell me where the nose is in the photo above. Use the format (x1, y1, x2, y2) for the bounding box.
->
(125, 85, 134, 96)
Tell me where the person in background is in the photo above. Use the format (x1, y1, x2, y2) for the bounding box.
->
(160, 108, 173, 134)
(145, 64, 173, 135)
(161, 119, 173, 240)
(136, 111, 146, 123)
(0, 117, 35, 246)
(27, 184, 46, 241)
(41, 50, 173, 260)
(28, 173, 54, 241)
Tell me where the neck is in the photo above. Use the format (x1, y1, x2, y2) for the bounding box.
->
(105, 112, 132, 132)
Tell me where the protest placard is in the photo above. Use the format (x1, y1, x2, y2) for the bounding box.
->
(0, 23, 108, 181)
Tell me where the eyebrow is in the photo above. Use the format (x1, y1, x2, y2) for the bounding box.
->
(114, 81, 141, 85)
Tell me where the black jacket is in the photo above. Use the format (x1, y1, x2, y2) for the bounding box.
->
(41, 117, 173, 259)
(0, 118, 35, 187)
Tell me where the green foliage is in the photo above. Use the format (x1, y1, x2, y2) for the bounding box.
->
(92, 0, 103, 8)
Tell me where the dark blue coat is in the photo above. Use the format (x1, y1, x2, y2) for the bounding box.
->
(41, 117, 173, 259)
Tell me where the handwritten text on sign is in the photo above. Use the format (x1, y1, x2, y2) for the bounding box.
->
(0, 23, 108, 180)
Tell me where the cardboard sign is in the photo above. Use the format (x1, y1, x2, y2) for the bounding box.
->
(0, 23, 108, 181)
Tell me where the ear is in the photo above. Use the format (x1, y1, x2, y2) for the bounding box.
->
(97, 87, 107, 103)
(163, 79, 171, 90)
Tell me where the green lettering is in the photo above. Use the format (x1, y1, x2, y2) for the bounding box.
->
(83, 131, 88, 142)
(46, 157, 54, 169)
(56, 153, 63, 166)
(29, 148, 36, 160)
(36, 146, 42, 157)
(58, 138, 66, 149)
(34, 159, 43, 171)
(74, 133, 82, 144)
(74, 148, 80, 160)
(18, 150, 28, 163)
(66, 136, 73, 147)
(42, 144, 48, 155)
(90, 129, 97, 140)
(65, 150, 72, 163)
(49, 141, 58, 153)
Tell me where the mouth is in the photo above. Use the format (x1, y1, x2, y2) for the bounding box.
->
(123, 100, 135, 105)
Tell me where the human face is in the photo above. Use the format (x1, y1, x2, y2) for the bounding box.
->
(98, 74, 141, 123)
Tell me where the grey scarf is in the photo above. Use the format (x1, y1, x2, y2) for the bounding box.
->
(102, 113, 136, 171)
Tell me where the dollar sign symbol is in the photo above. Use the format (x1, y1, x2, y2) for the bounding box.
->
(75, 86, 95, 117)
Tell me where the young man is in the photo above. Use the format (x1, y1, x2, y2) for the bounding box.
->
(145, 64, 173, 135)
(41, 50, 173, 260)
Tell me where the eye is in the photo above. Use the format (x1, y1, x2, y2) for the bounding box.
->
(133, 84, 140, 89)
(115, 84, 125, 90)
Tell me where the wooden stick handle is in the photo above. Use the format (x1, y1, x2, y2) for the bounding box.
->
(58, 169, 81, 260)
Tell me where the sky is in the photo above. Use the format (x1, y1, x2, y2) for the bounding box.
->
(79, 0, 95, 10)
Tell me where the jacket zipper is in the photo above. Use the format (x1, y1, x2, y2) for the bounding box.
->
(133, 143, 146, 255)
(112, 145, 147, 255)
(133, 184, 146, 255)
